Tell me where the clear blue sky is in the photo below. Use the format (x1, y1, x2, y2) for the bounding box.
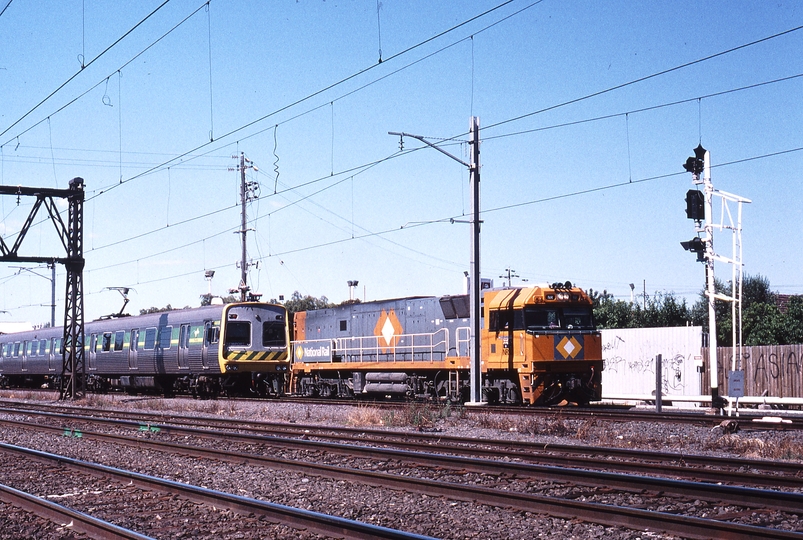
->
(1, 0, 801, 325)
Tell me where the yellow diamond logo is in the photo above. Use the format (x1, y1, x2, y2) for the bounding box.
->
(556, 336, 582, 359)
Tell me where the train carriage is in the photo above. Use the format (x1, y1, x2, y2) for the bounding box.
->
(291, 283, 603, 405)
(0, 302, 290, 397)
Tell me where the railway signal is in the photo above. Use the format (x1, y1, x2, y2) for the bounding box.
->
(683, 143, 706, 179)
(685, 189, 705, 221)
(680, 237, 706, 262)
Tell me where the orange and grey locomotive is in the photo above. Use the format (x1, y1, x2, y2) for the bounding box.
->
(0, 302, 290, 397)
(292, 283, 603, 405)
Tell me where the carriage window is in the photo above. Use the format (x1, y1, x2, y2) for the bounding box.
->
(179, 324, 190, 349)
(206, 323, 220, 344)
(101, 332, 113, 352)
(144, 327, 157, 350)
(262, 321, 285, 347)
(225, 321, 251, 347)
(39, 339, 47, 356)
(114, 331, 125, 351)
(27, 341, 35, 357)
(14, 342, 21, 357)
(158, 326, 173, 349)
(53, 338, 62, 355)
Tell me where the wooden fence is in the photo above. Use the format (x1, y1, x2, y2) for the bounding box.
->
(703, 345, 803, 398)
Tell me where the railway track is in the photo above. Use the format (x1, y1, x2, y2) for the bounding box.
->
(4, 392, 803, 431)
(2, 402, 803, 538)
(0, 441, 435, 540)
(2, 405, 803, 490)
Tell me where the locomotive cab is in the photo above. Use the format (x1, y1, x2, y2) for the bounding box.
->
(483, 284, 603, 405)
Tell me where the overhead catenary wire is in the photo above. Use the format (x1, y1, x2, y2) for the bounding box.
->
(0, 0, 175, 142)
(65, 143, 803, 294)
(4, 4, 803, 310)
(79, 0, 522, 200)
(4, 65, 801, 263)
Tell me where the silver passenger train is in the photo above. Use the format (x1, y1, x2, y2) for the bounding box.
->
(0, 302, 290, 397)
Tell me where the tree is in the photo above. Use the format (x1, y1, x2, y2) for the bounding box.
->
(587, 288, 692, 329)
(199, 294, 238, 307)
(139, 304, 191, 315)
(588, 289, 634, 329)
(692, 274, 803, 345)
(281, 291, 333, 318)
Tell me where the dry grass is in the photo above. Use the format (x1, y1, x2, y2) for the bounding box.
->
(471, 411, 571, 436)
(381, 402, 458, 428)
(346, 404, 384, 427)
(704, 434, 803, 460)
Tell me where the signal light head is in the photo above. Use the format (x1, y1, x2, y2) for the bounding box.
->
(680, 237, 706, 262)
(683, 144, 707, 177)
(685, 189, 705, 221)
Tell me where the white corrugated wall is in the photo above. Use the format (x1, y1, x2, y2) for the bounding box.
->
(601, 326, 703, 397)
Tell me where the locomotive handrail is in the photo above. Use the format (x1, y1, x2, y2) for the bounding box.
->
(331, 328, 451, 364)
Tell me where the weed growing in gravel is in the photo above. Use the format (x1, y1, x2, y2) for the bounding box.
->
(346, 404, 384, 426)
(80, 393, 114, 409)
(381, 402, 454, 428)
(471, 411, 571, 436)
(704, 434, 803, 460)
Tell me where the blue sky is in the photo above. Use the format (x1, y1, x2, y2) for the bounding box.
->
(1, 0, 801, 325)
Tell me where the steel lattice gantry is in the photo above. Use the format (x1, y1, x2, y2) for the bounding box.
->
(0, 178, 85, 399)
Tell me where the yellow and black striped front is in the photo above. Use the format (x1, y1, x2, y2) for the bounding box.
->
(218, 302, 290, 374)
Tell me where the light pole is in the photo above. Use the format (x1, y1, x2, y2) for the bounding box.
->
(12, 263, 56, 327)
(347, 280, 359, 302)
(390, 116, 483, 405)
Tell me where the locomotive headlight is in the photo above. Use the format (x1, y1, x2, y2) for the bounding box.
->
(557, 292, 569, 300)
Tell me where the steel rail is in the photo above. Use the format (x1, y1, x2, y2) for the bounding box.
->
(3, 405, 802, 485)
(1, 430, 800, 540)
(5, 414, 803, 514)
(3, 396, 803, 431)
(0, 442, 435, 540)
(0, 482, 155, 540)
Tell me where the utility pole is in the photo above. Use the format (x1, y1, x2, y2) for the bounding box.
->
(234, 153, 259, 301)
(499, 267, 518, 287)
(240, 153, 248, 301)
(389, 116, 483, 405)
(468, 116, 481, 406)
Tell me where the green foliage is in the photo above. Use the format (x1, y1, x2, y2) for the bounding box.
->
(281, 291, 333, 317)
(588, 288, 693, 329)
(139, 304, 179, 315)
(199, 294, 238, 307)
(691, 274, 803, 346)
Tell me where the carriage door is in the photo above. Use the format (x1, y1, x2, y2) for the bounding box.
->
(178, 324, 190, 370)
(128, 329, 139, 370)
(88, 333, 98, 370)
